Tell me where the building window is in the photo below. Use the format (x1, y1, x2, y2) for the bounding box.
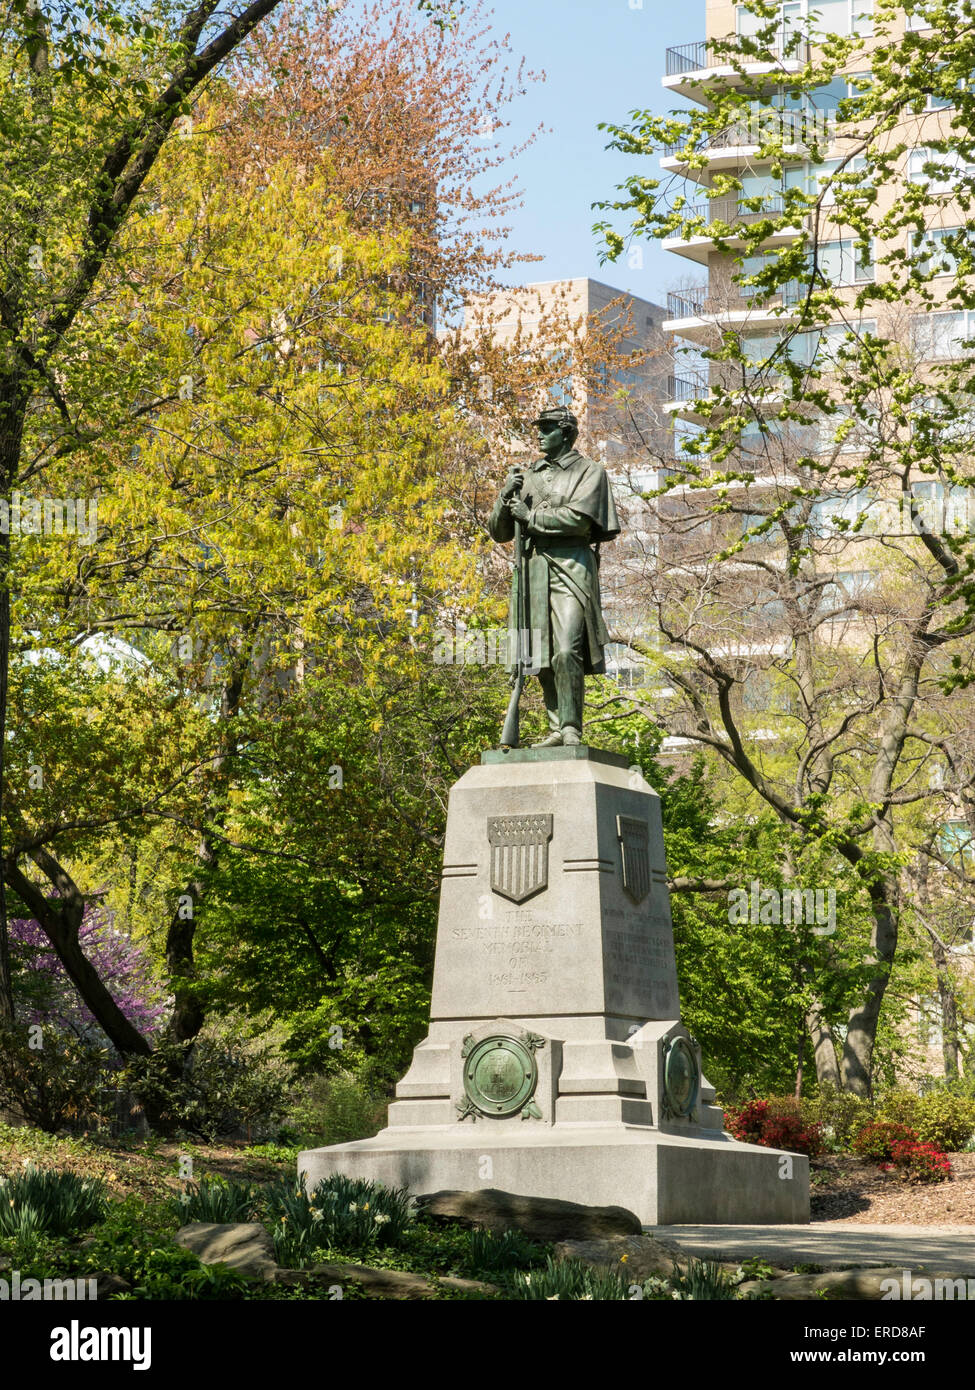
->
(907, 0, 965, 30)
(911, 310, 975, 359)
(913, 226, 975, 278)
(813, 238, 874, 285)
(821, 569, 874, 610)
(912, 481, 975, 533)
(737, 0, 872, 40)
(809, 487, 872, 529)
(907, 147, 974, 195)
(809, 155, 872, 207)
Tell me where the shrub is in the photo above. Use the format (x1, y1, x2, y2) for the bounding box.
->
(0, 1021, 114, 1133)
(283, 1070, 387, 1147)
(889, 1139, 952, 1184)
(79, 1206, 249, 1299)
(852, 1121, 919, 1163)
(120, 1032, 291, 1141)
(875, 1088, 921, 1131)
(801, 1087, 874, 1152)
(725, 1099, 824, 1158)
(0, 1165, 106, 1237)
(913, 1091, 975, 1152)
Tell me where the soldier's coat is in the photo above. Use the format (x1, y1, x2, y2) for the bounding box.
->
(488, 448, 620, 675)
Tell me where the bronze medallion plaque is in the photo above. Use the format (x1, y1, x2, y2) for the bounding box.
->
(460, 1033, 543, 1118)
(662, 1036, 700, 1120)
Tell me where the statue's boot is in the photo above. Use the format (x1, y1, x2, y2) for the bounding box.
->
(561, 726, 582, 746)
(534, 668, 562, 747)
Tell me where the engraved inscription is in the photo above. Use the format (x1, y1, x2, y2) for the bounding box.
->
(451, 915, 582, 990)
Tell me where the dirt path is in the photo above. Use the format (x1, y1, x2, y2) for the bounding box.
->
(811, 1152, 975, 1225)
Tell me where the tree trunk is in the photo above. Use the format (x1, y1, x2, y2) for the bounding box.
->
(932, 933, 960, 1081)
(0, 375, 27, 1022)
(6, 854, 151, 1056)
(807, 1002, 841, 1088)
(840, 877, 899, 1097)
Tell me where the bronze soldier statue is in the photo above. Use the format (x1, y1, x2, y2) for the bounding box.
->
(489, 406, 620, 747)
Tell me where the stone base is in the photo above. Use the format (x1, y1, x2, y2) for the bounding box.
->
(298, 1126, 809, 1227)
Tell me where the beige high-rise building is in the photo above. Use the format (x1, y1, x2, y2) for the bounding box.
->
(657, 2, 975, 1081)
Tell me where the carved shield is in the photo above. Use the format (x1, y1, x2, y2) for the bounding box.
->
(487, 814, 553, 903)
(617, 815, 651, 905)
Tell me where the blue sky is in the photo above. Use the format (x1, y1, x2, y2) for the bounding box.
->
(470, 0, 697, 309)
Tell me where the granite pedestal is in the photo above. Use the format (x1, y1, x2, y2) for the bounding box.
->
(300, 747, 809, 1225)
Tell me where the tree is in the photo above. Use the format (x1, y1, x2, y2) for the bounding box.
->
(3, 0, 636, 1109)
(593, 0, 975, 1093)
(0, 0, 291, 1025)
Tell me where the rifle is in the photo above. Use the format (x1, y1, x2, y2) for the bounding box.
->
(499, 476, 526, 749)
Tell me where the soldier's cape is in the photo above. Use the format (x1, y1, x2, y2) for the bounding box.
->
(535, 449, 621, 544)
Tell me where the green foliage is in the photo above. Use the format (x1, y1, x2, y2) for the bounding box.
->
(119, 1031, 291, 1141)
(79, 1202, 250, 1300)
(506, 1254, 631, 1301)
(264, 1174, 414, 1269)
(0, 1021, 114, 1134)
(802, 1086, 875, 1151)
(0, 1164, 106, 1238)
(876, 1088, 975, 1151)
(670, 1259, 741, 1301)
(172, 1176, 262, 1225)
(461, 1227, 539, 1275)
(283, 1069, 388, 1147)
(505, 1253, 741, 1301)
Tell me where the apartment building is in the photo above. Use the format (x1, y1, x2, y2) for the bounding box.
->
(657, 1, 975, 1079)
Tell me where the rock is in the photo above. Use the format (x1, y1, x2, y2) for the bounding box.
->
(414, 1190, 641, 1241)
(554, 1233, 749, 1283)
(738, 1266, 952, 1301)
(175, 1222, 276, 1280)
(90, 1273, 131, 1298)
(274, 1262, 499, 1300)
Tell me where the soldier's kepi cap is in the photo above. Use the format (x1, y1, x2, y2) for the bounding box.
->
(532, 405, 578, 430)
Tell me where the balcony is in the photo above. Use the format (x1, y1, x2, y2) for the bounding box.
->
(665, 372, 711, 425)
(663, 369, 787, 424)
(664, 194, 804, 265)
(660, 113, 814, 181)
(664, 283, 801, 343)
(663, 36, 811, 105)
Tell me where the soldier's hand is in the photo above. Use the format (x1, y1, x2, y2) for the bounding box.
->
(508, 497, 530, 523)
(500, 469, 524, 501)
